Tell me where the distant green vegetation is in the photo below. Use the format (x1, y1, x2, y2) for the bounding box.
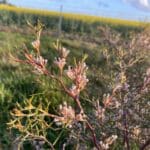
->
(0, 4, 148, 34)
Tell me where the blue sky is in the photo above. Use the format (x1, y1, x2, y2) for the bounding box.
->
(8, 0, 150, 21)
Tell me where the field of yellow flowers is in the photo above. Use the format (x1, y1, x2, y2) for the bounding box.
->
(0, 4, 148, 34)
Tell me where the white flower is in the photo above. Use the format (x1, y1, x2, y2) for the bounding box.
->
(32, 39, 40, 50)
(54, 102, 84, 127)
(61, 47, 70, 58)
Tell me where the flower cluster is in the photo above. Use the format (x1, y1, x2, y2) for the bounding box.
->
(54, 41, 70, 71)
(54, 57, 66, 71)
(95, 93, 121, 123)
(66, 62, 88, 98)
(99, 135, 118, 150)
(54, 102, 84, 127)
(33, 56, 48, 74)
(12, 37, 47, 75)
(94, 100, 105, 122)
(25, 53, 47, 74)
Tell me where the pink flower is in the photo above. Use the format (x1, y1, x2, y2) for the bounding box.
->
(76, 74, 89, 90)
(66, 66, 76, 80)
(33, 56, 48, 74)
(66, 62, 88, 93)
(69, 85, 80, 97)
(23, 53, 47, 74)
(66, 62, 88, 80)
(54, 57, 66, 70)
(54, 102, 84, 127)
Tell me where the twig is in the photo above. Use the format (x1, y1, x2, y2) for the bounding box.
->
(86, 120, 100, 150)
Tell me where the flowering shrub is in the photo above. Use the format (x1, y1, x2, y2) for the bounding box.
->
(8, 22, 150, 150)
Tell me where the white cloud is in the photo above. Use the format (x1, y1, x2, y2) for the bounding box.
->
(124, 0, 150, 11)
